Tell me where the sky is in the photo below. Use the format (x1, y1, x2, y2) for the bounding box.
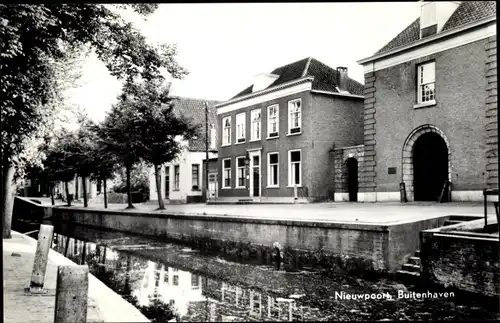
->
(67, 2, 422, 123)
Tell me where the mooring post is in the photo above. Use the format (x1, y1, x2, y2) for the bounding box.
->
(54, 265, 89, 323)
(29, 224, 54, 293)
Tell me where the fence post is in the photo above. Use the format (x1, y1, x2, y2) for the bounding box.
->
(29, 224, 54, 293)
(54, 265, 89, 323)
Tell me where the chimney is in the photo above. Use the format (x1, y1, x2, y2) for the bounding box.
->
(252, 73, 279, 92)
(420, 1, 461, 39)
(336, 67, 348, 91)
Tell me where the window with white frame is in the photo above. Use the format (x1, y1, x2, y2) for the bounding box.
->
(250, 109, 261, 141)
(267, 105, 279, 138)
(267, 153, 279, 187)
(288, 99, 301, 134)
(236, 157, 246, 188)
(222, 117, 231, 146)
(417, 61, 436, 104)
(174, 165, 180, 190)
(236, 113, 246, 143)
(288, 150, 301, 186)
(222, 159, 231, 188)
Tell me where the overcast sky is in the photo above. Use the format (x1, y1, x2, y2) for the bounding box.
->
(67, 2, 421, 122)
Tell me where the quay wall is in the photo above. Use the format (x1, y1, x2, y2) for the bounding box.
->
(51, 206, 449, 273)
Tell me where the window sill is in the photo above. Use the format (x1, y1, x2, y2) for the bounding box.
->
(266, 135, 279, 140)
(221, 144, 231, 148)
(235, 186, 247, 189)
(234, 141, 246, 145)
(266, 185, 279, 189)
(286, 131, 302, 137)
(413, 100, 436, 109)
(249, 139, 261, 142)
(221, 187, 231, 190)
(173, 189, 180, 192)
(287, 185, 302, 188)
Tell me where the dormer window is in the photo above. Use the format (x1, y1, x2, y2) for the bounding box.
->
(417, 61, 436, 105)
(420, 1, 461, 39)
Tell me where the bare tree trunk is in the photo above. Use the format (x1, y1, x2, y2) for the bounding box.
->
(154, 164, 165, 210)
(75, 175, 79, 201)
(82, 176, 88, 207)
(125, 165, 134, 209)
(50, 184, 55, 205)
(2, 160, 16, 239)
(103, 178, 108, 209)
(65, 181, 72, 206)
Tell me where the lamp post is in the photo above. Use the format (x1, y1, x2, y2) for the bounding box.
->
(204, 101, 209, 202)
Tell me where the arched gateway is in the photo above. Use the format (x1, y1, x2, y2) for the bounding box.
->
(402, 125, 451, 202)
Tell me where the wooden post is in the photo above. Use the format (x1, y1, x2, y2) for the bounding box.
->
(54, 265, 89, 323)
(29, 224, 54, 293)
(293, 184, 298, 203)
(64, 236, 70, 257)
(103, 178, 108, 209)
(209, 302, 216, 322)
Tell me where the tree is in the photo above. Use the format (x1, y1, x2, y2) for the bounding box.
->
(89, 137, 118, 209)
(42, 133, 78, 206)
(1, 4, 188, 238)
(96, 96, 143, 209)
(125, 79, 198, 210)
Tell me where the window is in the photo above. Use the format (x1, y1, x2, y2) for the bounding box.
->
(288, 99, 301, 134)
(236, 113, 246, 143)
(222, 117, 231, 146)
(288, 150, 302, 186)
(267, 153, 279, 187)
(250, 109, 261, 141)
(191, 274, 200, 289)
(210, 124, 216, 150)
(236, 157, 246, 188)
(222, 159, 231, 188)
(173, 275, 179, 286)
(174, 165, 180, 190)
(191, 164, 199, 190)
(267, 105, 279, 138)
(417, 62, 435, 104)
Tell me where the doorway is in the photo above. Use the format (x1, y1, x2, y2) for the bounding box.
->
(346, 158, 358, 202)
(164, 166, 170, 199)
(413, 132, 449, 201)
(249, 152, 261, 197)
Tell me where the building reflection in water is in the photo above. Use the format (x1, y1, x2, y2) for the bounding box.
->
(51, 233, 305, 322)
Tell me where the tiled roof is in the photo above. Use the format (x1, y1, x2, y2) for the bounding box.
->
(170, 97, 221, 152)
(375, 1, 496, 55)
(231, 57, 364, 99)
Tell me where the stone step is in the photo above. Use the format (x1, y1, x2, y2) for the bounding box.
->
(443, 219, 463, 226)
(402, 263, 421, 273)
(408, 256, 421, 266)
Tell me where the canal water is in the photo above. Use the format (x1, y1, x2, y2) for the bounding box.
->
(14, 220, 499, 322)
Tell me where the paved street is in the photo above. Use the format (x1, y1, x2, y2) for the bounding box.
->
(3, 231, 149, 323)
(29, 197, 497, 225)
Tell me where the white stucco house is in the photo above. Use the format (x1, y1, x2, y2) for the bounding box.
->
(149, 97, 219, 204)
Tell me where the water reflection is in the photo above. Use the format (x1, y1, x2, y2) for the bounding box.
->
(51, 233, 309, 322)
(44, 224, 499, 323)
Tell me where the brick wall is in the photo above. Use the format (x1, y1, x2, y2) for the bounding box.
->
(370, 38, 490, 193)
(309, 93, 364, 199)
(421, 230, 499, 297)
(485, 36, 498, 189)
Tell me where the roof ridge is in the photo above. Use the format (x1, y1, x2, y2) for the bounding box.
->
(301, 56, 313, 77)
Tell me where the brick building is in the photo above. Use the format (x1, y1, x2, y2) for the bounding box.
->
(149, 97, 220, 204)
(355, 1, 497, 202)
(215, 57, 364, 202)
